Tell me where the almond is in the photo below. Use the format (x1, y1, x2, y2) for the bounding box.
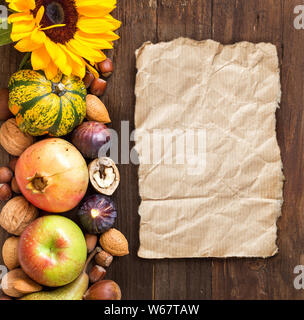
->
(2, 236, 19, 270)
(86, 94, 111, 123)
(0, 268, 41, 298)
(99, 228, 129, 257)
(13, 278, 42, 294)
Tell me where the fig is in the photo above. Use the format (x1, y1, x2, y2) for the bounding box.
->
(89, 157, 120, 196)
(72, 121, 111, 159)
(78, 194, 117, 234)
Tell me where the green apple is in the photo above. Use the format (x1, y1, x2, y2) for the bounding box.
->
(19, 215, 87, 287)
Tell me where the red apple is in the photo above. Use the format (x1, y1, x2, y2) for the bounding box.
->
(19, 215, 87, 287)
(15, 138, 89, 213)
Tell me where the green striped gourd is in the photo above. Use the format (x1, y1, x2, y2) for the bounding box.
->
(8, 70, 86, 137)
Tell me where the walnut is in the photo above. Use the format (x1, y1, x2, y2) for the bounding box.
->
(0, 196, 38, 235)
(89, 157, 120, 196)
(0, 119, 34, 156)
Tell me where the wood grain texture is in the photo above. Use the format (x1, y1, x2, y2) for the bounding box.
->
(210, 0, 304, 300)
(0, 0, 302, 300)
(101, 0, 158, 300)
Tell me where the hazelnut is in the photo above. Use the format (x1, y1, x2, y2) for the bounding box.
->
(89, 265, 106, 283)
(8, 157, 18, 172)
(85, 234, 98, 253)
(0, 184, 12, 201)
(95, 249, 113, 268)
(89, 158, 120, 196)
(83, 71, 95, 89)
(90, 78, 107, 96)
(2, 236, 19, 270)
(0, 88, 12, 121)
(83, 280, 121, 300)
(11, 177, 20, 194)
(0, 167, 13, 183)
(0, 196, 39, 235)
(98, 58, 114, 78)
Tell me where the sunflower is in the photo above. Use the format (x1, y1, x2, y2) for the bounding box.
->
(6, 0, 121, 79)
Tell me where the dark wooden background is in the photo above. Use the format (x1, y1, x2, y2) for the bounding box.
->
(0, 0, 304, 300)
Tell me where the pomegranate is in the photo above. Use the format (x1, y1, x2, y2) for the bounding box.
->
(15, 138, 89, 213)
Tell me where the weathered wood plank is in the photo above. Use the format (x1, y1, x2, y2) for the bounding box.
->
(154, 0, 213, 300)
(102, 0, 158, 300)
(210, 0, 304, 300)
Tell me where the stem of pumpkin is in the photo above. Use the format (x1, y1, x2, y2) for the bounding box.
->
(18, 52, 31, 71)
(52, 83, 66, 96)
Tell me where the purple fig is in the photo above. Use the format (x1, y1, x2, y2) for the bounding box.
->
(78, 194, 117, 234)
(72, 121, 111, 159)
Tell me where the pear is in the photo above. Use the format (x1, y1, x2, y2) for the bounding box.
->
(20, 248, 100, 300)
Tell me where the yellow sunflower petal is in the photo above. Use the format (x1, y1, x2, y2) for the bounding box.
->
(8, 12, 33, 23)
(76, 0, 117, 17)
(77, 30, 119, 42)
(45, 38, 72, 76)
(74, 32, 113, 49)
(85, 61, 100, 79)
(6, 0, 35, 12)
(44, 61, 59, 80)
(31, 46, 51, 70)
(31, 28, 46, 44)
(15, 37, 42, 52)
(59, 44, 86, 79)
(12, 20, 35, 34)
(67, 39, 106, 62)
(104, 14, 122, 29)
(35, 6, 45, 25)
(10, 31, 32, 42)
(77, 16, 120, 34)
(76, 0, 115, 5)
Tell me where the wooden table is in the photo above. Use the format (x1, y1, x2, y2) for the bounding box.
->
(0, 0, 303, 300)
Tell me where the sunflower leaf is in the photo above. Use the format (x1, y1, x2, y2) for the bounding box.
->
(0, 18, 12, 46)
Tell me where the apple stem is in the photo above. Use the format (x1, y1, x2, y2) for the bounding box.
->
(84, 247, 102, 274)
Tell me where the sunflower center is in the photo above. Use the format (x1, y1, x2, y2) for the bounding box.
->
(46, 2, 65, 25)
(33, 0, 79, 44)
